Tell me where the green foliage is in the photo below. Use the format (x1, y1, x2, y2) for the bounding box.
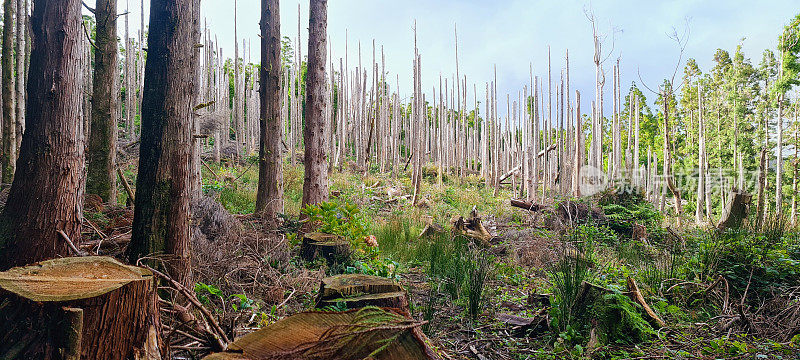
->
(195, 282, 224, 307)
(302, 201, 371, 249)
(344, 258, 400, 280)
(591, 293, 656, 345)
(219, 186, 256, 214)
(599, 188, 664, 240)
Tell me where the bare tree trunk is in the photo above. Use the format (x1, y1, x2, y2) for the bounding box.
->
(0, 0, 85, 270)
(2, 0, 17, 183)
(128, 0, 200, 288)
(696, 84, 706, 224)
(302, 0, 329, 208)
(255, 0, 283, 220)
(662, 89, 682, 225)
(87, 0, 118, 204)
(573, 90, 581, 197)
(14, 0, 25, 152)
(777, 92, 785, 218)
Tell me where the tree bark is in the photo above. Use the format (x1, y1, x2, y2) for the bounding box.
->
(2, 0, 17, 183)
(14, 0, 25, 153)
(255, 0, 283, 220)
(776, 93, 784, 218)
(87, 0, 118, 204)
(0, 0, 85, 270)
(301, 0, 329, 208)
(128, 0, 200, 288)
(0, 257, 162, 359)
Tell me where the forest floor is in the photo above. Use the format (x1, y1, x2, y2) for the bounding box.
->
(83, 160, 800, 360)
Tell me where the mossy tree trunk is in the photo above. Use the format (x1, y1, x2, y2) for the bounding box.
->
(128, 0, 200, 288)
(87, 0, 118, 204)
(0, 0, 86, 270)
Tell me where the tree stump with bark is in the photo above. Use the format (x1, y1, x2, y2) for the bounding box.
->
(300, 233, 352, 264)
(0, 256, 162, 359)
(718, 190, 753, 230)
(315, 274, 408, 311)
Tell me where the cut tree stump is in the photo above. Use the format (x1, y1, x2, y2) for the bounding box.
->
(315, 274, 408, 311)
(451, 208, 493, 247)
(0, 256, 162, 359)
(300, 232, 352, 264)
(717, 190, 752, 230)
(202, 307, 440, 360)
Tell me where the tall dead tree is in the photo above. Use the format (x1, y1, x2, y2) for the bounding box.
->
(0, 0, 86, 270)
(255, 0, 284, 220)
(301, 0, 329, 208)
(128, 0, 200, 288)
(14, 0, 25, 152)
(87, 0, 118, 204)
(2, 0, 16, 182)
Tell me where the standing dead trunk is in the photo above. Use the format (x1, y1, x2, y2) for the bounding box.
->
(2, 0, 17, 183)
(301, 0, 329, 208)
(0, 0, 86, 270)
(255, 0, 284, 220)
(776, 93, 785, 218)
(662, 89, 682, 226)
(87, 0, 118, 204)
(127, 0, 200, 288)
(573, 90, 581, 197)
(14, 0, 25, 153)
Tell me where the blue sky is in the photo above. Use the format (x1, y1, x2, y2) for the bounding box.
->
(91, 0, 799, 117)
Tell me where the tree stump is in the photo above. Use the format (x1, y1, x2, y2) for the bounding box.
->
(450, 208, 493, 247)
(718, 190, 752, 230)
(0, 256, 162, 359)
(315, 274, 408, 311)
(300, 233, 352, 264)
(202, 307, 440, 360)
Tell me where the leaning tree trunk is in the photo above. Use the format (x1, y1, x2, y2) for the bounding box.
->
(128, 0, 200, 288)
(301, 0, 329, 208)
(255, 0, 284, 220)
(0, 0, 85, 270)
(87, 0, 118, 204)
(0, 257, 162, 359)
(2, 0, 17, 183)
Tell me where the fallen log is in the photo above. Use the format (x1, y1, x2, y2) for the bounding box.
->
(510, 199, 544, 212)
(0, 256, 162, 359)
(626, 277, 667, 328)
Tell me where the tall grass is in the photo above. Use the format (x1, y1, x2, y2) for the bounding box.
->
(548, 226, 598, 332)
(374, 218, 493, 320)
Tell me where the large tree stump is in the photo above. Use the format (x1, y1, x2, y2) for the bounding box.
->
(300, 233, 352, 264)
(202, 307, 440, 360)
(0, 256, 162, 359)
(315, 274, 408, 311)
(718, 190, 752, 230)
